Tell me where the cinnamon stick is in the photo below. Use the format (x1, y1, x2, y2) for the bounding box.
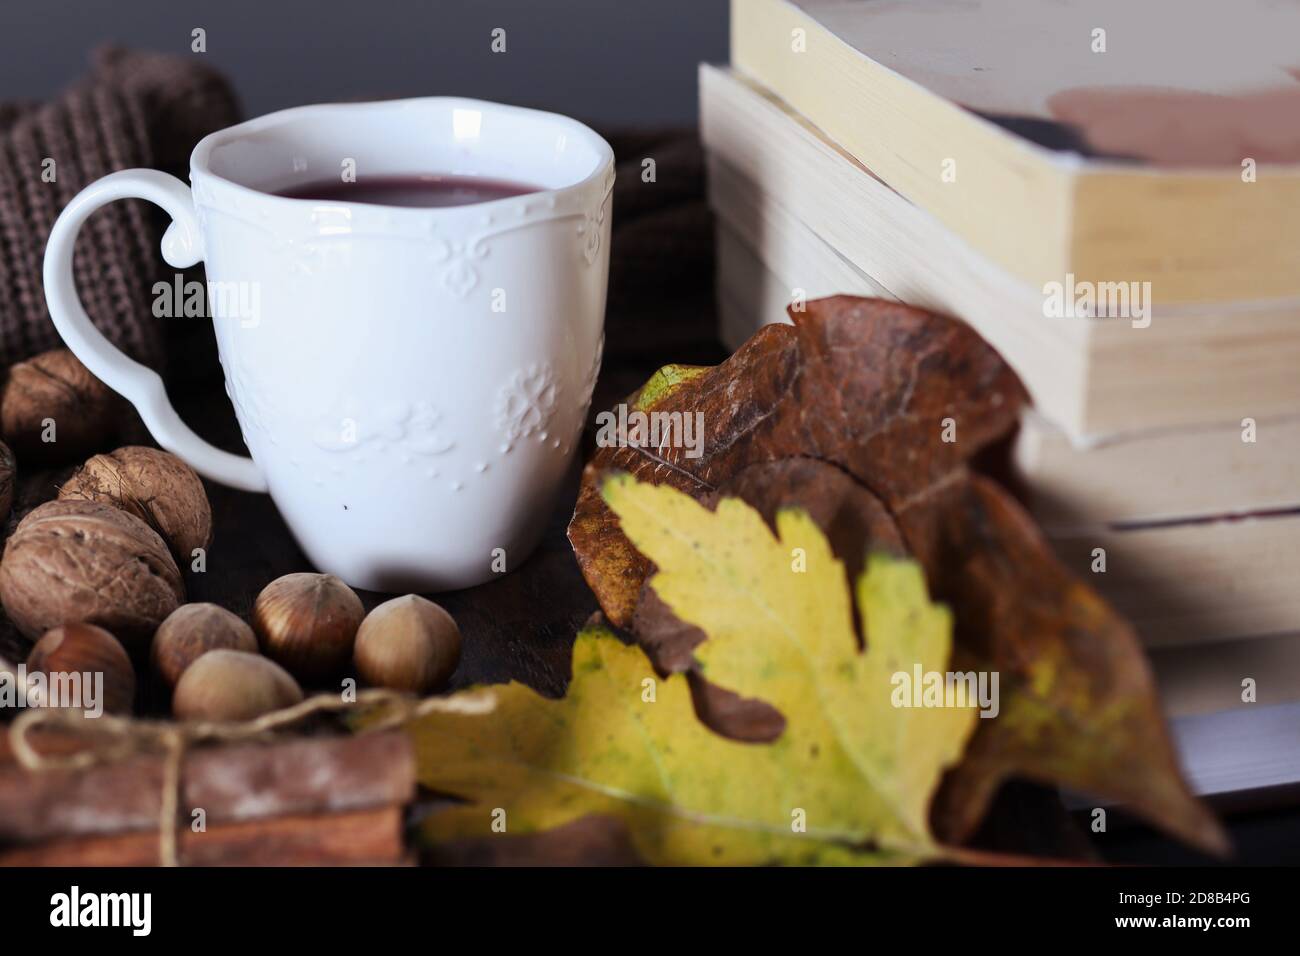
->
(0, 730, 414, 844)
(0, 805, 408, 866)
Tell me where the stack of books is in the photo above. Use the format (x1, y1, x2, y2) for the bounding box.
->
(705, 0, 1300, 796)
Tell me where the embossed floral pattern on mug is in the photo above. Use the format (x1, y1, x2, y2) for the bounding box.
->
(312, 399, 456, 461)
(579, 332, 604, 417)
(429, 235, 489, 298)
(578, 207, 605, 266)
(495, 362, 561, 448)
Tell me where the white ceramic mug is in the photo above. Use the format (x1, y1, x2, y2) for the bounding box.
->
(43, 98, 613, 592)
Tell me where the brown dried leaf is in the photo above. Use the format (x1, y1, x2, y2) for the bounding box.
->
(570, 297, 1021, 624)
(897, 474, 1225, 853)
(567, 296, 1227, 856)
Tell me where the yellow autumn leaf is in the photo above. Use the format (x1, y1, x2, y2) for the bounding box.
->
(405, 475, 979, 864)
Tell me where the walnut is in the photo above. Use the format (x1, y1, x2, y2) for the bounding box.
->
(0, 349, 122, 464)
(59, 446, 211, 564)
(0, 499, 185, 653)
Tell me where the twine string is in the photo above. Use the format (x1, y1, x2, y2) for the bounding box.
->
(7, 688, 496, 867)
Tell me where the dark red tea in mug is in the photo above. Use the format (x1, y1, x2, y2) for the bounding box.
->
(276, 174, 541, 208)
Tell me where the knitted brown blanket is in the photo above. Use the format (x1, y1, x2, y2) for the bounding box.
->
(0, 47, 239, 369)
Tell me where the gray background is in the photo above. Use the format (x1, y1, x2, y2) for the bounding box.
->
(0, 0, 729, 125)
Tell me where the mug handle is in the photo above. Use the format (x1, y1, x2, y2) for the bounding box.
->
(43, 169, 268, 493)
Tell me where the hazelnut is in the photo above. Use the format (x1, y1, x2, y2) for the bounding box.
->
(353, 595, 462, 693)
(59, 446, 211, 564)
(172, 649, 303, 722)
(1, 349, 122, 464)
(253, 573, 364, 682)
(0, 499, 184, 652)
(151, 603, 258, 688)
(26, 623, 136, 715)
